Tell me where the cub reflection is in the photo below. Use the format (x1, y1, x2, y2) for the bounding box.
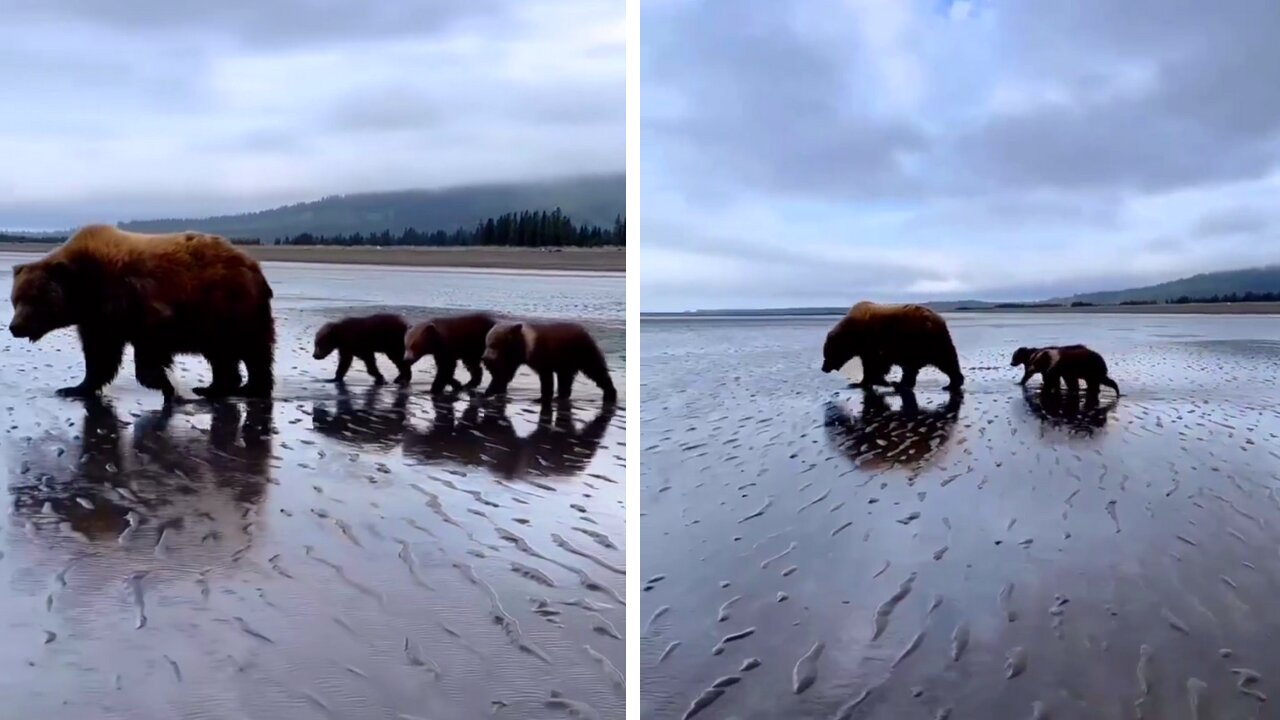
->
(1022, 385, 1116, 435)
(311, 385, 410, 451)
(823, 388, 963, 470)
(9, 397, 273, 543)
(402, 396, 616, 480)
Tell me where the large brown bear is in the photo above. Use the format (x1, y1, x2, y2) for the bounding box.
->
(402, 312, 497, 394)
(313, 313, 412, 384)
(482, 321, 617, 403)
(821, 301, 964, 392)
(8, 224, 275, 402)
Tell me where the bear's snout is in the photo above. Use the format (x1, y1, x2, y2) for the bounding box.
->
(821, 361, 833, 373)
(403, 351, 417, 365)
(9, 313, 34, 339)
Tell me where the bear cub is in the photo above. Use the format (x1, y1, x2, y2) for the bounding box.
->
(1027, 345, 1120, 396)
(1010, 345, 1086, 386)
(314, 313, 412, 385)
(482, 321, 617, 403)
(403, 312, 497, 394)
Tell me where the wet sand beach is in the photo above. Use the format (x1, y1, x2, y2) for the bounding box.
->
(0, 255, 625, 719)
(640, 313, 1280, 719)
(0, 243, 626, 274)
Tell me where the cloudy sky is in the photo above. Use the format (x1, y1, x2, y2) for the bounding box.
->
(640, 0, 1280, 311)
(0, 0, 623, 230)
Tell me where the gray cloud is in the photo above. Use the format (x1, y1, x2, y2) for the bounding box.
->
(1192, 207, 1271, 238)
(0, 0, 623, 230)
(3, 1, 502, 49)
(641, 0, 1280, 310)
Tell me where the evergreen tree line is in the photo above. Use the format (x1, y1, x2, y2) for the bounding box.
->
(0, 208, 623, 249)
(275, 208, 624, 248)
(966, 290, 1280, 311)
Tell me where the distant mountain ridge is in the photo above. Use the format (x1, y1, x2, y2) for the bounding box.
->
(1042, 265, 1280, 305)
(116, 174, 623, 242)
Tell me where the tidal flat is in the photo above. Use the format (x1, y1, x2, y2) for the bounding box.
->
(0, 256, 626, 720)
(641, 313, 1280, 719)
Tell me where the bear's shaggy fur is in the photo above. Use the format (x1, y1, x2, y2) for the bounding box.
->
(402, 312, 497, 394)
(1029, 345, 1120, 396)
(482, 321, 617, 402)
(313, 313, 411, 384)
(1010, 344, 1086, 385)
(8, 224, 275, 401)
(822, 301, 964, 391)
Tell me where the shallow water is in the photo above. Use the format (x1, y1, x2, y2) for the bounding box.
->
(640, 313, 1280, 720)
(0, 258, 626, 720)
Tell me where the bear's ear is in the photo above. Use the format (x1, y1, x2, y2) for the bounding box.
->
(509, 323, 523, 335)
(44, 260, 76, 286)
(424, 323, 442, 341)
(12, 263, 28, 278)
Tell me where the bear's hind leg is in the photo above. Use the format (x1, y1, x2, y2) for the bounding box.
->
(581, 360, 617, 403)
(59, 329, 125, 398)
(390, 353, 412, 385)
(933, 345, 965, 391)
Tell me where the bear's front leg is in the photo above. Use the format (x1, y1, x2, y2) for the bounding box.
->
(193, 355, 243, 398)
(59, 329, 126, 398)
(360, 353, 386, 384)
(430, 356, 460, 394)
(484, 366, 515, 397)
(858, 353, 892, 388)
(538, 370, 556, 402)
(463, 359, 484, 390)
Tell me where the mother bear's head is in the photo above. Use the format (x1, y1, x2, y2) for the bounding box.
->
(821, 321, 860, 374)
(9, 260, 78, 341)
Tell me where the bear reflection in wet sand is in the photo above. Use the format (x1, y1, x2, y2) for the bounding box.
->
(310, 385, 410, 451)
(823, 388, 963, 471)
(310, 388, 615, 480)
(9, 397, 271, 550)
(1021, 384, 1116, 435)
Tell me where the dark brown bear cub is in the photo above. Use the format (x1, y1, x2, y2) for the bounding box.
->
(482, 321, 617, 403)
(9, 224, 275, 402)
(314, 313, 411, 384)
(822, 301, 964, 392)
(1010, 345, 1086, 385)
(403, 312, 496, 394)
(1029, 345, 1120, 396)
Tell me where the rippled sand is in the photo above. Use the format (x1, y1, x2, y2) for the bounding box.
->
(0, 261, 625, 720)
(641, 313, 1280, 719)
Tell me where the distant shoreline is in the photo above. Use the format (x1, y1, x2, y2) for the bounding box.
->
(0, 242, 625, 274)
(943, 302, 1280, 316)
(643, 302, 1280, 319)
